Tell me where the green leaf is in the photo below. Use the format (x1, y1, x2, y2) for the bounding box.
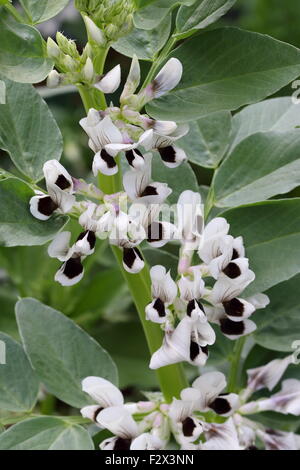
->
(0, 81, 5, 104)
(16, 298, 118, 408)
(0, 178, 68, 247)
(248, 411, 300, 433)
(0, 78, 63, 181)
(228, 97, 300, 154)
(113, 14, 171, 60)
(176, 0, 236, 37)
(254, 275, 300, 352)
(147, 28, 300, 121)
(212, 130, 300, 207)
(178, 111, 232, 168)
(20, 0, 69, 24)
(0, 9, 53, 83)
(0, 332, 39, 412)
(220, 199, 300, 295)
(152, 155, 198, 204)
(0, 417, 94, 450)
(0, 287, 18, 339)
(134, 0, 194, 30)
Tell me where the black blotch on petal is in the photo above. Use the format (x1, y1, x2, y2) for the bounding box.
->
(223, 262, 241, 279)
(37, 196, 58, 216)
(140, 185, 158, 197)
(153, 298, 166, 317)
(113, 438, 132, 450)
(209, 397, 231, 415)
(123, 247, 143, 269)
(246, 446, 258, 450)
(93, 407, 103, 422)
(158, 146, 176, 163)
(231, 248, 239, 260)
(190, 341, 200, 361)
(101, 149, 117, 169)
(125, 149, 144, 167)
(147, 221, 163, 242)
(55, 174, 71, 190)
(77, 230, 96, 250)
(182, 417, 196, 437)
(223, 298, 244, 317)
(201, 345, 208, 356)
(187, 299, 205, 317)
(63, 257, 83, 279)
(220, 318, 245, 336)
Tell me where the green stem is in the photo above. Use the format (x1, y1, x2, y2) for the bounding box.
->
(77, 51, 189, 401)
(4, 3, 26, 23)
(228, 337, 246, 393)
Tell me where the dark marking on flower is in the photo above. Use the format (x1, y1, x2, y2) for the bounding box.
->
(220, 318, 245, 336)
(101, 149, 117, 169)
(209, 397, 231, 415)
(153, 298, 166, 317)
(246, 445, 258, 450)
(93, 407, 103, 422)
(187, 299, 205, 317)
(159, 146, 176, 163)
(223, 298, 244, 317)
(55, 174, 71, 190)
(63, 257, 83, 279)
(113, 437, 132, 450)
(231, 248, 239, 260)
(182, 417, 196, 437)
(37, 196, 58, 216)
(77, 230, 96, 250)
(147, 221, 163, 242)
(223, 262, 241, 279)
(190, 340, 200, 361)
(126, 149, 144, 167)
(140, 185, 158, 197)
(123, 247, 143, 269)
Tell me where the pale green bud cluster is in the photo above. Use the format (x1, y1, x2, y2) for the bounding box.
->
(75, 0, 136, 43)
(46, 33, 96, 87)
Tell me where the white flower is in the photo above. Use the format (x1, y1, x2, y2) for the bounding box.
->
(105, 129, 153, 169)
(30, 160, 75, 220)
(200, 418, 241, 450)
(83, 16, 106, 46)
(123, 153, 172, 204)
(80, 376, 124, 424)
(191, 371, 240, 416)
(47, 228, 96, 286)
(253, 379, 300, 416)
(94, 64, 121, 94)
(98, 406, 139, 450)
(145, 124, 189, 168)
(145, 265, 177, 324)
(178, 269, 206, 322)
(245, 354, 294, 395)
(256, 429, 300, 451)
(130, 432, 164, 450)
(149, 315, 215, 369)
(120, 55, 141, 103)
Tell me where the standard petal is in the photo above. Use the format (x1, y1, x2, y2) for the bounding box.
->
(92, 150, 118, 176)
(158, 146, 187, 168)
(54, 257, 84, 286)
(151, 58, 183, 98)
(75, 230, 96, 256)
(94, 64, 121, 93)
(223, 297, 255, 321)
(208, 393, 240, 417)
(82, 376, 124, 407)
(192, 371, 227, 410)
(122, 247, 145, 273)
(219, 318, 257, 340)
(97, 406, 138, 439)
(47, 231, 72, 261)
(43, 160, 73, 193)
(246, 355, 294, 393)
(29, 194, 58, 221)
(80, 404, 103, 423)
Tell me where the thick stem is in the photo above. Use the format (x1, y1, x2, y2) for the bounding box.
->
(4, 3, 26, 23)
(228, 337, 246, 393)
(77, 62, 188, 402)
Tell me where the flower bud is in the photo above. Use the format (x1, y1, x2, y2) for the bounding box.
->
(83, 16, 106, 46)
(46, 70, 62, 88)
(83, 57, 94, 82)
(46, 37, 60, 60)
(56, 32, 79, 59)
(63, 54, 77, 72)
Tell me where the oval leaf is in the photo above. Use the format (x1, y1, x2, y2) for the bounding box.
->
(0, 417, 94, 450)
(0, 332, 39, 412)
(16, 298, 118, 408)
(20, 0, 69, 24)
(0, 78, 63, 181)
(0, 9, 53, 83)
(228, 97, 300, 154)
(220, 199, 300, 295)
(213, 130, 300, 207)
(147, 28, 300, 121)
(0, 178, 68, 247)
(178, 111, 232, 168)
(176, 0, 236, 36)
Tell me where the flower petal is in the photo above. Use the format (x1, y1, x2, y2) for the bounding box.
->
(97, 406, 138, 439)
(47, 231, 72, 261)
(123, 247, 144, 273)
(29, 194, 58, 220)
(151, 58, 183, 98)
(54, 257, 84, 286)
(92, 149, 118, 176)
(82, 376, 123, 407)
(94, 64, 121, 93)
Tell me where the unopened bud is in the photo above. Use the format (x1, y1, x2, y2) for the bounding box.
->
(84, 16, 106, 46)
(83, 57, 94, 81)
(46, 70, 61, 88)
(47, 37, 60, 60)
(56, 32, 79, 59)
(63, 54, 77, 72)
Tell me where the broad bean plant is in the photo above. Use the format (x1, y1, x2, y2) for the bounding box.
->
(0, 0, 300, 451)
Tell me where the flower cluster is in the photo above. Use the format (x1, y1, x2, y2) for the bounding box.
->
(80, 353, 300, 450)
(145, 196, 270, 370)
